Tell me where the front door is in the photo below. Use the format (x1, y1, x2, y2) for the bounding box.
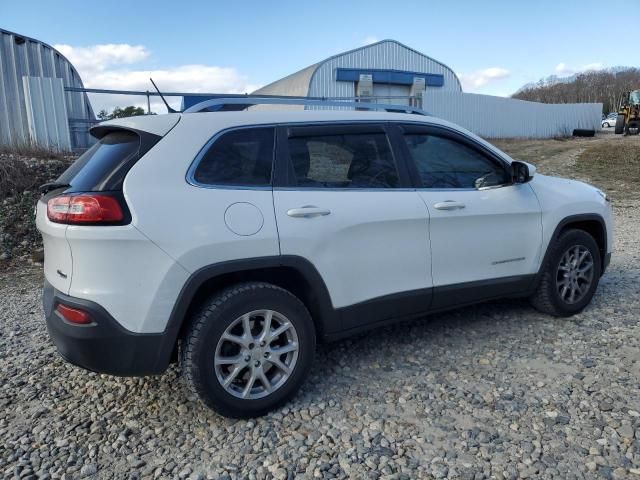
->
(394, 124, 542, 308)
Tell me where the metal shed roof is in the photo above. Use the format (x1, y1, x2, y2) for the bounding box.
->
(253, 39, 463, 97)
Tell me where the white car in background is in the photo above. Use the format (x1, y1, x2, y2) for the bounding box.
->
(36, 98, 614, 417)
(602, 114, 617, 128)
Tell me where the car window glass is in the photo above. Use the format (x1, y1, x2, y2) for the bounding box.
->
(57, 131, 140, 191)
(194, 128, 274, 186)
(404, 134, 509, 189)
(287, 132, 399, 188)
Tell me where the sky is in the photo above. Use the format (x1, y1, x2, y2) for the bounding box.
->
(1, 0, 634, 113)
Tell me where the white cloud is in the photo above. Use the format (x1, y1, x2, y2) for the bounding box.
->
(55, 44, 149, 74)
(555, 62, 604, 75)
(53, 43, 259, 114)
(362, 36, 379, 45)
(458, 67, 510, 91)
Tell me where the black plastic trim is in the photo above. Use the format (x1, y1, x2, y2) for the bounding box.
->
(165, 255, 337, 332)
(167, 258, 538, 345)
(43, 280, 173, 376)
(325, 275, 536, 342)
(431, 274, 536, 310)
(538, 213, 609, 279)
(336, 288, 432, 332)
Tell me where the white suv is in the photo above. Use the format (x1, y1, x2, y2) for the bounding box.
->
(37, 99, 613, 418)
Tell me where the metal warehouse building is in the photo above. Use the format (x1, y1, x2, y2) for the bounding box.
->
(0, 28, 94, 150)
(254, 39, 462, 104)
(253, 39, 602, 138)
(1, 33, 602, 147)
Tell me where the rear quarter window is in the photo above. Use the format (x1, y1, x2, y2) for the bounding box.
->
(191, 127, 275, 187)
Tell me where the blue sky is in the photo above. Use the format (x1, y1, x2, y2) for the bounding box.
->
(1, 0, 633, 112)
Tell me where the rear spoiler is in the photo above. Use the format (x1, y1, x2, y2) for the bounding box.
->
(90, 114, 180, 139)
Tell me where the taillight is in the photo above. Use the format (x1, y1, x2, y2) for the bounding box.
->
(56, 304, 92, 325)
(47, 194, 124, 224)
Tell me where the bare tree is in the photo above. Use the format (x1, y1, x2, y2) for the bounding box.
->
(513, 68, 640, 114)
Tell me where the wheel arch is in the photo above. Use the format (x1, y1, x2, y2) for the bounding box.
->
(167, 256, 336, 356)
(542, 213, 608, 277)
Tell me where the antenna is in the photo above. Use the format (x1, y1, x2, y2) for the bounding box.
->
(150, 78, 178, 113)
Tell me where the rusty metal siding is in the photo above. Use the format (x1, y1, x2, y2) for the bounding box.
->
(0, 28, 94, 149)
(423, 91, 602, 138)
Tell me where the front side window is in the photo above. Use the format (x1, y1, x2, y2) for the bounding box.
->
(403, 133, 509, 189)
(193, 127, 274, 186)
(287, 132, 399, 188)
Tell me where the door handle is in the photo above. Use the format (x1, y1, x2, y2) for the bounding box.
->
(433, 200, 466, 210)
(287, 206, 331, 218)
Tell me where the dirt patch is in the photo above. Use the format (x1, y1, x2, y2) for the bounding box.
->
(494, 133, 640, 204)
(575, 140, 640, 202)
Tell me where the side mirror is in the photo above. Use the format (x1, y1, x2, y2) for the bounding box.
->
(512, 161, 534, 183)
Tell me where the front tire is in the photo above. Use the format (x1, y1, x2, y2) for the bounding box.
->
(530, 229, 601, 317)
(182, 282, 316, 418)
(615, 115, 625, 134)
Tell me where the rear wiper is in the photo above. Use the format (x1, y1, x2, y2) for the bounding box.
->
(39, 182, 70, 194)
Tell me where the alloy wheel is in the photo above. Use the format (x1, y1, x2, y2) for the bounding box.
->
(556, 245, 594, 304)
(214, 309, 299, 399)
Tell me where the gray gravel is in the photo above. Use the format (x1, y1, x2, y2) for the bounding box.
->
(1, 204, 639, 480)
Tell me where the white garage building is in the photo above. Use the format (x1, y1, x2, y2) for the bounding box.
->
(253, 40, 601, 138)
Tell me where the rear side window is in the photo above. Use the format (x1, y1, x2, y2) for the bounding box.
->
(403, 134, 509, 189)
(193, 128, 274, 186)
(57, 131, 144, 192)
(287, 132, 399, 188)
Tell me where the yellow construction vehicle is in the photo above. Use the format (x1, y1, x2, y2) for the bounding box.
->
(615, 89, 640, 135)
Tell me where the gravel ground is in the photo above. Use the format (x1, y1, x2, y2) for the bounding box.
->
(2, 138, 640, 479)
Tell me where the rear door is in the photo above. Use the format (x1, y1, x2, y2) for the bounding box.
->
(272, 123, 432, 333)
(393, 124, 542, 308)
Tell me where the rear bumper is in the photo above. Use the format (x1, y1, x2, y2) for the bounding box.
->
(43, 280, 174, 376)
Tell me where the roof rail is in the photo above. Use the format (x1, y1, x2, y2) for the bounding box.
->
(183, 96, 429, 115)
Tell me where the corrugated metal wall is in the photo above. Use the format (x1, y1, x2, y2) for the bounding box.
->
(0, 28, 94, 150)
(422, 91, 602, 138)
(23, 77, 71, 150)
(308, 40, 462, 98)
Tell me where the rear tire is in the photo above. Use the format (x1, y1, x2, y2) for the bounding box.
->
(182, 282, 316, 418)
(530, 229, 601, 317)
(615, 115, 625, 134)
(603, 122, 610, 128)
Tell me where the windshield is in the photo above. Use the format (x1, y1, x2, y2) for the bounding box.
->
(630, 90, 640, 105)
